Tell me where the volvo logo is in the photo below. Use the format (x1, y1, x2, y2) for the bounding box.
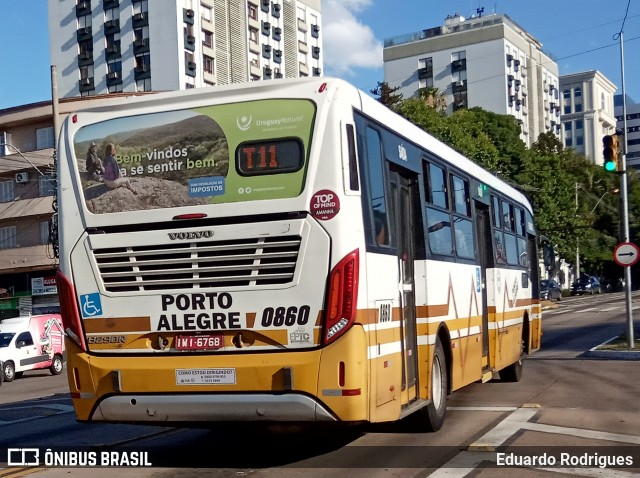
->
(168, 231, 214, 240)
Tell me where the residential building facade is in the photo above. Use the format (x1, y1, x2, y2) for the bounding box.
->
(383, 13, 560, 147)
(559, 71, 617, 166)
(615, 94, 640, 170)
(48, 0, 322, 98)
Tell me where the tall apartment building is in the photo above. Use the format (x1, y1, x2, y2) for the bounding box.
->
(48, 0, 322, 98)
(559, 71, 617, 167)
(615, 94, 640, 170)
(383, 13, 560, 147)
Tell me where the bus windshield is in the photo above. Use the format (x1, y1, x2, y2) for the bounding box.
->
(72, 99, 315, 214)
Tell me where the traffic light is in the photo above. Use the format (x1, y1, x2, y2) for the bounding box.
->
(603, 134, 619, 172)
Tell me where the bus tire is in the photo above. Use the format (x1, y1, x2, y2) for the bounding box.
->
(500, 339, 524, 382)
(420, 339, 448, 432)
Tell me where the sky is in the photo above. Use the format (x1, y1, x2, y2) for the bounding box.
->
(1, 0, 639, 110)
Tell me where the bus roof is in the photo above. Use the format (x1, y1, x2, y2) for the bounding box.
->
(64, 76, 533, 214)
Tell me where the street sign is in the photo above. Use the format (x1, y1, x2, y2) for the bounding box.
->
(613, 242, 640, 267)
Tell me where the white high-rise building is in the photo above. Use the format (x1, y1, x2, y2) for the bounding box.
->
(48, 0, 322, 98)
(559, 71, 617, 166)
(383, 13, 560, 147)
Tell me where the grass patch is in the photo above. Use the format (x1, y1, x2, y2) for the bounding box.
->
(596, 334, 640, 350)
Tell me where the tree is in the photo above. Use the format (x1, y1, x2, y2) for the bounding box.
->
(418, 87, 447, 114)
(370, 82, 403, 109)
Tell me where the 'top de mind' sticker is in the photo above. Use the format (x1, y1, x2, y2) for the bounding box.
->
(310, 189, 340, 221)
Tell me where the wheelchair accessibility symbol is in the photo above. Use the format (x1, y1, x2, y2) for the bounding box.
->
(80, 293, 103, 317)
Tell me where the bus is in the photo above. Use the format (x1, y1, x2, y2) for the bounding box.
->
(55, 77, 551, 431)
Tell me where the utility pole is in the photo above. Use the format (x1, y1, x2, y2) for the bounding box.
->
(616, 31, 635, 349)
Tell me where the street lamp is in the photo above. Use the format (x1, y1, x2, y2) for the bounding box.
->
(589, 189, 620, 215)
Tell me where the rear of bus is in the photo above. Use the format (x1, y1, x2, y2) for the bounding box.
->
(56, 78, 370, 424)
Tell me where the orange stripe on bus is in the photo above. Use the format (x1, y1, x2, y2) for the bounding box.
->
(84, 316, 151, 333)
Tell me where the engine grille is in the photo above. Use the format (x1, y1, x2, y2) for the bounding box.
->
(92, 235, 301, 292)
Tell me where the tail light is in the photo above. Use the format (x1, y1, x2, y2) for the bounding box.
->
(323, 249, 359, 345)
(56, 270, 87, 351)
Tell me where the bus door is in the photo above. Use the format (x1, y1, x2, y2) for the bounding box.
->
(474, 200, 492, 369)
(389, 166, 419, 401)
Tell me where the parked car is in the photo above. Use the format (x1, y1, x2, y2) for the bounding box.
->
(570, 276, 602, 295)
(540, 279, 562, 301)
(0, 314, 65, 382)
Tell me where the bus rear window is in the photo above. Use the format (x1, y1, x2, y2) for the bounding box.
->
(236, 138, 303, 176)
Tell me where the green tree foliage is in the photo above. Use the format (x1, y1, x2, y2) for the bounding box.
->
(370, 82, 403, 109)
(390, 93, 640, 276)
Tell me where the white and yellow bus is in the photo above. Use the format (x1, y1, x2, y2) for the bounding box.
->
(56, 77, 549, 430)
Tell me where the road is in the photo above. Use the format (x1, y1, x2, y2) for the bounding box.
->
(1, 292, 639, 477)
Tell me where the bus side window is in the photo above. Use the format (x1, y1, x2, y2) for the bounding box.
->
(494, 230, 506, 263)
(365, 127, 391, 248)
(427, 207, 453, 256)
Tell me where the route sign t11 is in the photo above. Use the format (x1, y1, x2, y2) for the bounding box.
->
(613, 242, 640, 267)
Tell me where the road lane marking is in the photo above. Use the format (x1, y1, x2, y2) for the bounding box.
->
(599, 306, 621, 312)
(427, 406, 640, 478)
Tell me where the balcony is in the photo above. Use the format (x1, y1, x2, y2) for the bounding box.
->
(133, 37, 150, 54)
(104, 19, 120, 34)
(453, 100, 467, 112)
(106, 71, 122, 86)
(312, 67, 321, 77)
(0, 244, 57, 274)
(452, 80, 467, 92)
(186, 61, 197, 77)
(311, 24, 320, 38)
(103, 0, 119, 10)
(263, 66, 273, 79)
(76, 26, 93, 42)
(184, 34, 196, 51)
(105, 42, 121, 60)
(79, 77, 95, 92)
(451, 59, 466, 72)
(183, 8, 195, 24)
(76, 1, 91, 17)
(418, 66, 433, 79)
(135, 63, 151, 80)
(312, 46, 320, 59)
(78, 51, 94, 67)
(261, 21, 271, 36)
(133, 12, 148, 27)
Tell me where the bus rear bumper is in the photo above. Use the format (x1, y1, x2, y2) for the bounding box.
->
(92, 393, 338, 423)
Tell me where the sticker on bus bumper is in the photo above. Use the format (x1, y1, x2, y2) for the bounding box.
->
(176, 368, 236, 385)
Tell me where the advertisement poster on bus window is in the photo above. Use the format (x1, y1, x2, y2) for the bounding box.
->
(72, 100, 315, 214)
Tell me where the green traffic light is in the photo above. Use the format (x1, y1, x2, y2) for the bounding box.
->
(604, 160, 616, 172)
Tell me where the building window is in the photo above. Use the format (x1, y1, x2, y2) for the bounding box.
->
(201, 4, 212, 22)
(574, 87, 583, 113)
(248, 3, 258, 20)
(250, 52, 259, 68)
(202, 30, 213, 48)
(136, 77, 152, 92)
(36, 127, 55, 150)
(203, 55, 214, 74)
(0, 226, 16, 249)
(39, 173, 55, 196)
(563, 89, 571, 114)
(40, 221, 50, 245)
(0, 181, 14, 203)
(249, 27, 258, 43)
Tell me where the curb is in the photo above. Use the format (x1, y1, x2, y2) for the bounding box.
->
(583, 336, 640, 360)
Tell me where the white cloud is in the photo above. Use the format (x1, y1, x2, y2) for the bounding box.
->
(320, 0, 383, 76)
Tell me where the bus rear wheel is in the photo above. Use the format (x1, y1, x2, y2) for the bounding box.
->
(500, 338, 524, 382)
(419, 339, 448, 432)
